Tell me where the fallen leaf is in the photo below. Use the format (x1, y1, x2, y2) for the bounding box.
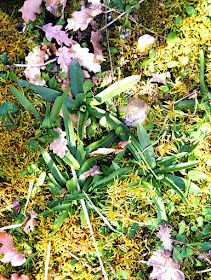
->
(0, 273, 29, 280)
(89, 139, 131, 157)
(0, 232, 26, 266)
(23, 210, 38, 233)
(91, 30, 104, 63)
(19, 0, 42, 23)
(156, 223, 173, 251)
(66, 5, 102, 31)
(147, 250, 185, 280)
(45, 0, 60, 16)
(138, 34, 155, 51)
(49, 127, 68, 158)
(79, 165, 101, 180)
(150, 72, 171, 85)
(88, 0, 102, 8)
(24, 45, 49, 85)
(12, 199, 21, 216)
(89, 147, 116, 157)
(42, 23, 74, 46)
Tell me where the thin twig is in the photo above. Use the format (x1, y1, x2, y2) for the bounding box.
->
(44, 241, 51, 280)
(172, 239, 211, 264)
(7, 57, 58, 69)
(197, 268, 211, 274)
(104, 0, 114, 79)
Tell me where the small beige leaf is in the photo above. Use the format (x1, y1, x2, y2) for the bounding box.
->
(91, 30, 104, 63)
(19, 0, 42, 23)
(150, 72, 171, 85)
(79, 165, 101, 180)
(89, 148, 116, 157)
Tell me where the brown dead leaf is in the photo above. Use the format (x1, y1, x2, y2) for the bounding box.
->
(150, 72, 171, 85)
(79, 165, 101, 180)
(23, 210, 38, 233)
(0, 273, 29, 280)
(0, 232, 26, 266)
(147, 250, 185, 280)
(42, 23, 74, 46)
(19, 0, 42, 23)
(49, 127, 68, 158)
(24, 45, 49, 85)
(91, 30, 104, 63)
(156, 223, 173, 251)
(89, 139, 131, 157)
(45, 0, 60, 16)
(66, 5, 102, 31)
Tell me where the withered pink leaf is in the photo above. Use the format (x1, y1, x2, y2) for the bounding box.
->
(147, 250, 185, 280)
(12, 199, 21, 216)
(0, 273, 30, 280)
(49, 127, 69, 158)
(19, 0, 42, 23)
(150, 72, 171, 85)
(91, 30, 104, 63)
(23, 210, 38, 233)
(79, 165, 101, 180)
(66, 5, 102, 31)
(0, 232, 26, 266)
(113, 138, 131, 154)
(156, 223, 173, 251)
(42, 23, 74, 46)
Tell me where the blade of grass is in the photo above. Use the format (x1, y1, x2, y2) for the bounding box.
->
(62, 104, 76, 153)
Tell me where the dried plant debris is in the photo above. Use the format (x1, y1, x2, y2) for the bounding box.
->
(49, 127, 68, 158)
(150, 72, 171, 85)
(19, 0, 42, 23)
(79, 165, 101, 180)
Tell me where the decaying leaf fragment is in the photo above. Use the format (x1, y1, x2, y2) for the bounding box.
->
(49, 127, 68, 158)
(79, 165, 101, 180)
(0, 273, 29, 280)
(91, 30, 104, 63)
(147, 250, 185, 280)
(150, 72, 171, 85)
(19, 0, 42, 23)
(66, 5, 102, 31)
(156, 223, 173, 251)
(23, 210, 38, 233)
(42, 23, 74, 46)
(89, 139, 131, 157)
(24, 45, 49, 85)
(0, 232, 26, 266)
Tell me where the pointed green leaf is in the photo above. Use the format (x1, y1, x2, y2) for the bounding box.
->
(70, 60, 84, 97)
(62, 150, 80, 170)
(62, 104, 76, 153)
(48, 211, 69, 237)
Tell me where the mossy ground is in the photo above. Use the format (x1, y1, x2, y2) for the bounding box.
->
(0, 1, 210, 279)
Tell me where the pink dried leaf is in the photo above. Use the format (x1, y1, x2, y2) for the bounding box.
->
(91, 30, 104, 63)
(23, 210, 38, 233)
(147, 250, 185, 280)
(156, 223, 173, 251)
(150, 72, 171, 85)
(42, 23, 74, 46)
(49, 127, 69, 158)
(12, 199, 21, 216)
(89, 148, 116, 157)
(113, 138, 131, 154)
(0, 232, 26, 266)
(19, 0, 42, 23)
(79, 165, 101, 180)
(66, 5, 102, 31)
(0, 273, 29, 280)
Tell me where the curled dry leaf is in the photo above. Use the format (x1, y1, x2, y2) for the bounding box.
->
(19, 0, 42, 23)
(147, 250, 185, 280)
(24, 45, 49, 85)
(0, 273, 29, 280)
(49, 127, 69, 158)
(89, 139, 131, 157)
(42, 23, 74, 46)
(138, 34, 155, 52)
(66, 5, 102, 31)
(91, 30, 104, 63)
(156, 223, 173, 251)
(79, 165, 101, 180)
(23, 210, 38, 233)
(0, 232, 26, 266)
(150, 72, 171, 85)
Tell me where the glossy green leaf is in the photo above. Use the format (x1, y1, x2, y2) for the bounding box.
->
(10, 86, 40, 119)
(137, 123, 156, 169)
(161, 176, 189, 205)
(165, 174, 201, 194)
(62, 150, 80, 170)
(152, 179, 167, 221)
(49, 211, 69, 237)
(94, 75, 140, 104)
(70, 60, 84, 97)
(67, 176, 78, 194)
(40, 147, 66, 186)
(154, 161, 200, 174)
(77, 110, 89, 140)
(62, 104, 76, 153)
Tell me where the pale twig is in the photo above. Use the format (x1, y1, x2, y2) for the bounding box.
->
(172, 239, 211, 265)
(7, 57, 58, 68)
(44, 241, 51, 280)
(116, 214, 150, 227)
(138, 150, 157, 178)
(197, 268, 211, 274)
(101, 0, 145, 31)
(71, 167, 108, 280)
(104, 0, 114, 79)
